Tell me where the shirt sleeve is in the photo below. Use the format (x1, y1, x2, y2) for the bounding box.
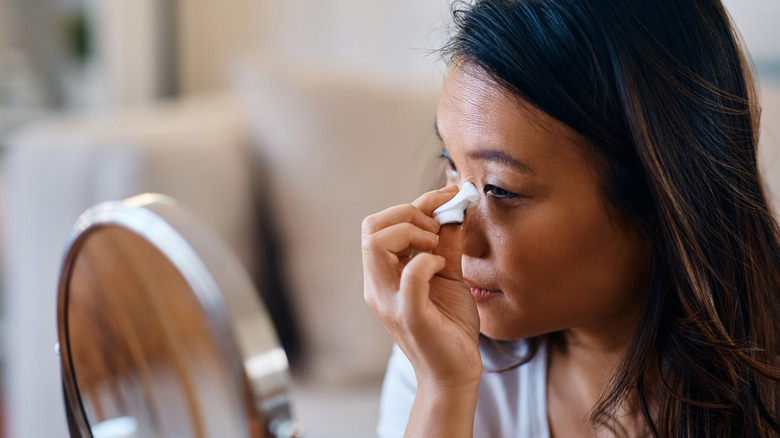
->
(376, 344, 417, 438)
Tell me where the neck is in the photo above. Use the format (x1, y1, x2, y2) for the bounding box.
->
(553, 323, 634, 406)
(546, 312, 648, 437)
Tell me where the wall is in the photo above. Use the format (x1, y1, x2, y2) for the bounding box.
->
(177, 0, 451, 93)
(260, 0, 450, 83)
(175, 0, 264, 94)
(176, 0, 778, 93)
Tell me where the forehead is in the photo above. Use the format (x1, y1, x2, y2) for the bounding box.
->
(436, 64, 586, 171)
(438, 64, 523, 128)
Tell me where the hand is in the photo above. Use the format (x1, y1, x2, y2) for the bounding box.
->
(362, 186, 482, 388)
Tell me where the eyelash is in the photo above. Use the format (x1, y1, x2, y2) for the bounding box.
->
(440, 148, 520, 201)
(484, 184, 518, 200)
(439, 149, 456, 171)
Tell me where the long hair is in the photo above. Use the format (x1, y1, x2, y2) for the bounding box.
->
(443, 0, 780, 436)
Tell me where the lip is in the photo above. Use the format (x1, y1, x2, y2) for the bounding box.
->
(463, 278, 502, 301)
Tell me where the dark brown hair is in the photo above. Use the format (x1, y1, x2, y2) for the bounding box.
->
(444, 0, 780, 436)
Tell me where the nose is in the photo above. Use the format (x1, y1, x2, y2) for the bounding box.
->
(462, 201, 489, 259)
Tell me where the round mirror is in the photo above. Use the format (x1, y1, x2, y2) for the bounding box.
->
(56, 194, 303, 438)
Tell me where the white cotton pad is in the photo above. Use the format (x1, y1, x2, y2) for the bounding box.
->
(433, 182, 480, 224)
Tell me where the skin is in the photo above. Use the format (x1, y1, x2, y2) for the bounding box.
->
(362, 64, 653, 437)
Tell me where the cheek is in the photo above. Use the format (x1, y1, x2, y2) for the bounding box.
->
(487, 203, 575, 290)
(548, 201, 650, 309)
(484, 198, 650, 334)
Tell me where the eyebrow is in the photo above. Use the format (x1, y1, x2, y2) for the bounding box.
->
(433, 121, 535, 176)
(466, 149, 536, 175)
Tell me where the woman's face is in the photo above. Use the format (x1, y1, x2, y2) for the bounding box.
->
(437, 64, 652, 341)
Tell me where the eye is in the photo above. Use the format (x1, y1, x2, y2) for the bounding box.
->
(439, 148, 456, 171)
(484, 184, 517, 200)
(440, 148, 459, 184)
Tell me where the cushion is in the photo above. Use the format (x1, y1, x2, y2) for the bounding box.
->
(233, 59, 442, 383)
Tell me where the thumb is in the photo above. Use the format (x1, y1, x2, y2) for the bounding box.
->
(432, 223, 464, 281)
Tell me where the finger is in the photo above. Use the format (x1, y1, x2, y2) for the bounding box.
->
(362, 204, 441, 236)
(432, 222, 465, 281)
(364, 223, 440, 256)
(411, 185, 460, 216)
(362, 223, 440, 286)
(399, 253, 446, 316)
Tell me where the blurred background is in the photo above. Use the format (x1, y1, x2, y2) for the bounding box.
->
(0, 0, 777, 437)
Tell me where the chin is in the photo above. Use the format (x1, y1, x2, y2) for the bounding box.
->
(477, 319, 521, 341)
(477, 310, 557, 342)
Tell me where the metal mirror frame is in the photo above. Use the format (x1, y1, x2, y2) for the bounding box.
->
(56, 193, 301, 438)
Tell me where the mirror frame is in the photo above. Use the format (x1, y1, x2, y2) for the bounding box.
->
(56, 194, 297, 437)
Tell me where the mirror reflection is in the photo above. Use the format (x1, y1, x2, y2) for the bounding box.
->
(66, 225, 250, 437)
(57, 196, 300, 438)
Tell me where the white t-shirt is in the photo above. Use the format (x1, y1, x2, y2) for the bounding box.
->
(377, 338, 550, 437)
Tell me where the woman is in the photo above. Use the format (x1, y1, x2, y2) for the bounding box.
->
(361, 0, 780, 436)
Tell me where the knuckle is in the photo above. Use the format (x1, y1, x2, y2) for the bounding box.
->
(361, 215, 378, 235)
(402, 266, 424, 285)
(393, 221, 409, 233)
(398, 222, 418, 235)
(361, 234, 378, 253)
(413, 190, 439, 208)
